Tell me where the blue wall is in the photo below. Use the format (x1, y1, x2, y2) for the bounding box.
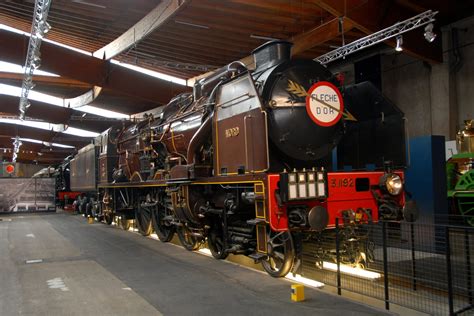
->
(405, 136, 448, 223)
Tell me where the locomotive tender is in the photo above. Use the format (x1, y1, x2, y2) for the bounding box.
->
(70, 41, 413, 277)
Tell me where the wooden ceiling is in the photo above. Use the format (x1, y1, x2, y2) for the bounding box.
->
(0, 0, 473, 164)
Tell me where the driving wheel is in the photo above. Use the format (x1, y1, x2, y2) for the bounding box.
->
(261, 230, 295, 277)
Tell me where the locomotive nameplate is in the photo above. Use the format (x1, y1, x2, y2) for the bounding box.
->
(225, 127, 240, 138)
(306, 81, 344, 127)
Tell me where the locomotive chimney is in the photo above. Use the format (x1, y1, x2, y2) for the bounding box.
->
(252, 41, 292, 71)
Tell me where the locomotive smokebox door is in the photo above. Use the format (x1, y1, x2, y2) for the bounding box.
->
(214, 73, 269, 175)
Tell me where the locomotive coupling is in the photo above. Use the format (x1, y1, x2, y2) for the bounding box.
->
(287, 206, 329, 231)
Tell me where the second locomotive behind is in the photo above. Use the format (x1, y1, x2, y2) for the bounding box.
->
(71, 41, 414, 277)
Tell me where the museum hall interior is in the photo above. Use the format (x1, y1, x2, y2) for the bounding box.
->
(0, 1, 473, 315)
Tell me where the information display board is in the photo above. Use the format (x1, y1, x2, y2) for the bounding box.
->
(0, 178, 55, 213)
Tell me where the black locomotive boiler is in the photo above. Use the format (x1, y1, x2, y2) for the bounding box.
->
(69, 41, 413, 277)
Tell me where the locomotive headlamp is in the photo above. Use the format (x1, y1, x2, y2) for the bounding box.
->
(285, 169, 327, 200)
(380, 173, 403, 195)
(317, 171, 326, 198)
(289, 173, 296, 183)
(288, 172, 297, 200)
(307, 172, 317, 198)
(298, 173, 307, 198)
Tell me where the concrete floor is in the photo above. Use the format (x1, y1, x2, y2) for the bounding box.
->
(0, 212, 391, 316)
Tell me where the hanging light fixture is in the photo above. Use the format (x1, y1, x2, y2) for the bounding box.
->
(395, 35, 403, 52)
(31, 54, 41, 69)
(36, 20, 51, 39)
(12, 136, 23, 163)
(24, 78, 36, 90)
(14, 0, 52, 160)
(314, 10, 438, 64)
(424, 23, 437, 42)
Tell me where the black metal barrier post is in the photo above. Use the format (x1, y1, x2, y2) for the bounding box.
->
(454, 228, 474, 315)
(445, 226, 454, 315)
(336, 218, 341, 296)
(466, 228, 473, 307)
(382, 221, 390, 310)
(410, 219, 417, 291)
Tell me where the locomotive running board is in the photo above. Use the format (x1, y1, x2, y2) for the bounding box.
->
(246, 218, 266, 225)
(165, 180, 192, 185)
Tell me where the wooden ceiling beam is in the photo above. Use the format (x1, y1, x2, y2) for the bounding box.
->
(93, 0, 190, 60)
(0, 95, 111, 133)
(127, 40, 236, 65)
(25, 0, 190, 121)
(0, 138, 76, 154)
(160, 26, 260, 47)
(0, 72, 91, 88)
(147, 33, 250, 56)
(192, 1, 321, 25)
(291, 18, 355, 56)
(313, 0, 442, 63)
(0, 13, 103, 52)
(228, 0, 321, 15)
(51, 0, 159, 20)
(188, 16, 354, 84)
(395, 0, 428, 13)
(178, 9, 306, 35)
(0, 30, 190, 104)
(0, 123, 91, 148)
(0, 95, 72, 124)
(0, 148, 72, 164)
(25, 0, 190, 122)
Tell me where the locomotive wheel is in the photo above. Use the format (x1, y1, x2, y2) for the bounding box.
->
(85, 203, 92, 217)
(104, 212, 114, 225)
(261, 231, 295, 278)
(135, 206, 153, 236)
(208, 227, 228, 260)
(151, 207, 175, 242)
(119, 217, 131, 230)
(177, 226, 200, 251)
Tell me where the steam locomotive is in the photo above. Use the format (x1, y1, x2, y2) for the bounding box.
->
(447, 120, 474, 226)
(67, 41, 415, 277)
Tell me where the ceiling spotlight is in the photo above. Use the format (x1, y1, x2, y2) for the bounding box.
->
(31, 55, 41, 69)
(395, 35, 403, 52)
(424, 23, 437, 43)
(36, 21, 51, 39)
(13, 137, 22, 148)
(20, 97, 31, 109)
(24, 78, 35, 90)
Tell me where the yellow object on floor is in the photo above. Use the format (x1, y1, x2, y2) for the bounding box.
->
(87, 217, 94, 224)
(291, 284, 305, 302)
